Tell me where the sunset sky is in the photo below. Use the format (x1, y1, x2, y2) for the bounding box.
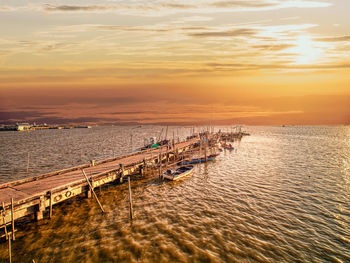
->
(0, 0, 349, 125)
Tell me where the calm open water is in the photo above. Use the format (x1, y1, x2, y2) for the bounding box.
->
(0, 126, 349, 263)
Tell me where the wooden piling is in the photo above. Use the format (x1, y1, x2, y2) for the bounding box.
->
(2, 202, 8, 240)
(127, 176, 133, 220)
(142, 158, 147, 176)
(49, 191, 53, 219)
(8, 233, 11, 263)
(35, 196, 45, 221)
(119, 163, 125, 183)
(11, 198, 15, 241)
(158, 152, 162, 179)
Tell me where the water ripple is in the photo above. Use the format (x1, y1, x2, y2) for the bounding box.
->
(0, 126, 349, 262)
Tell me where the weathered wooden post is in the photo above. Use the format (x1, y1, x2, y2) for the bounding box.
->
(11, 198, 15, 240)
(86, 176, 93, 199)
(8, 233, 11, 263)
(150, 152, 154, 176)
(158, 152, 162, 179)
(2, 202, 8, 240)
(35, 196, 45, 221)
(119, 163, 124, 183)
(127, 176, 133, 220)
(49, 191, 53, 219)
(140, 158, 146, 176)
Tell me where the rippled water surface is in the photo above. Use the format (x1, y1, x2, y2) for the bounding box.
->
(0, 126, 349, 262)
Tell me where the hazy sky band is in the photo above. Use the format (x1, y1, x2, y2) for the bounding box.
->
(0, 0, 349, 125)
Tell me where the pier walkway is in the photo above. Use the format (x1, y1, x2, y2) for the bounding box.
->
(0, 138, 200, 232)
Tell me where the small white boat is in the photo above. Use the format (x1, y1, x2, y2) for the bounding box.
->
(162, 165, 194, 181)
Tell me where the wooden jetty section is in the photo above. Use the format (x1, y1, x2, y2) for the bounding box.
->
(0, 137, 202, 235)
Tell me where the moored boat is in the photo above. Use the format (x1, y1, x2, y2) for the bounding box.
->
(163, 165, 194, 181)
(221, 142, 234, 150)
(178, 153, 219, 165)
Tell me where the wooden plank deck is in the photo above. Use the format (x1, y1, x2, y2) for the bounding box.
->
(0, 138, 199, 228)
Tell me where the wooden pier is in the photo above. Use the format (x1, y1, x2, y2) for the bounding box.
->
(0, 137, 201, 236)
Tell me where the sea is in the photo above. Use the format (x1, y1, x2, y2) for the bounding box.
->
(0, 125, 349, 262)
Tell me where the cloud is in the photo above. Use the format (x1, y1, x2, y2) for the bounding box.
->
(43, 4, 119, 12)
(0, 110, 56, 121)
(316, 36, 350, 42)
(43, 3, 194, 13)
(180, 16, 214, 22)
(252, 44, 295, 51)
(91, 25, 208, 33)
(211, 0, 277, 8)
(160, 3, 195, 9)
(207, 62, 350, 71)
(41, 0, 332, 15)
(188, 28, 257, 38)
(0, 6, 14, 11)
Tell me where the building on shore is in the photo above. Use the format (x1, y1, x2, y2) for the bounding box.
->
(16, 123, 32, 131)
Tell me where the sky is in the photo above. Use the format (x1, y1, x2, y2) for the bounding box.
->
(0, 0, 349, 125)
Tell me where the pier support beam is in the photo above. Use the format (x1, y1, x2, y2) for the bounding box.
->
(87, 188, 92, 198)
(35, 196, 45, 221)
(11, 198, 15, 241)
(128, 176, 133, 220)
(119, 164, 124, 183)
(49, 191, 53, 219)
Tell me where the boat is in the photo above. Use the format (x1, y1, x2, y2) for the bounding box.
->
(162, 165, 194, 181)
(178, 153, 219, 165)
(221, 142, 234, 150)
(224, 146, 234, 150)
(138, 137, 170, 151)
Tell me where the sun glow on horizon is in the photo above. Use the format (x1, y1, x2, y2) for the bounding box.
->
(287, 35, 324, 65)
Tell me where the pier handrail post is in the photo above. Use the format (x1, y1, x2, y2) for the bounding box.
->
(128, 176, 133, 220)
(81, 170, 105, 213)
